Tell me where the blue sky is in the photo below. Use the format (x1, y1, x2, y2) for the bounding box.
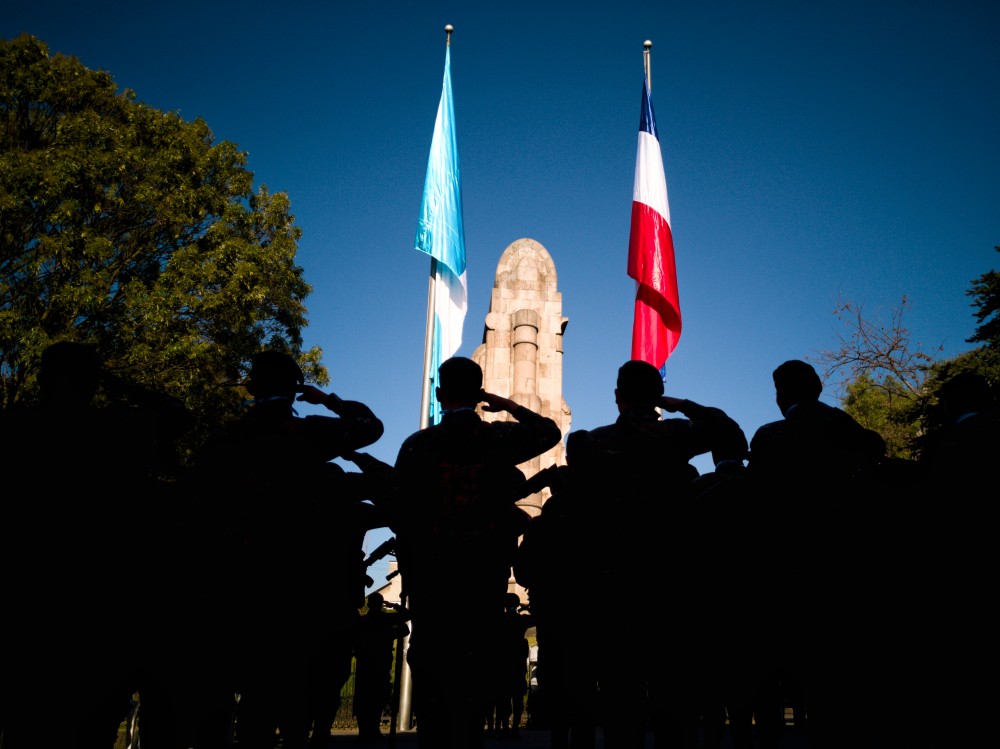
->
(6, 1, 998, 591)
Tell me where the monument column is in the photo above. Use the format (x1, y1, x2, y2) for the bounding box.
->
(511, 308, 542, 413)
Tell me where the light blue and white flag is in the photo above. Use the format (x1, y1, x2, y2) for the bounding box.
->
(415, 44, 467, 426)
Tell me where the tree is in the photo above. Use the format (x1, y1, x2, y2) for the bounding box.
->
(812, 295, 942, 402)
(811, 295, 941, 456)
(0, 34, 327, 460)
(840, 373, 920, 458)
(965, 246, 1000, 358)
(815, 248, 1000, 458)
(910, 247, 1000, 444)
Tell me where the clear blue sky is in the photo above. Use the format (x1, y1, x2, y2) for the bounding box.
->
(6, 1, 998, 591)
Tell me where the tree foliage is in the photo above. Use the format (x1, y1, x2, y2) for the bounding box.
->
(840, 374, 919, 459)
(815, 249, 999, 458)
(910, 247, 1000, 446)
(812, 295, 942, 402)
(965, 247, 1000, 351)
(0, 34, 328, 458)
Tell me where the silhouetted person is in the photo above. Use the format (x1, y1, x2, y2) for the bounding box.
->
(487, 593, 533, 740)
(921, 370, 999, 482)
(564, 359, 748, 749)
(904, 371, 1000, 749)
(179, 349, 384, 749)
(390, 356, 561, 749)
(284, 469, 392, 749)
(353, 591, 410, 744)
(682, 453, 758, 749)
(0, 341, 193, 749)
(746, 359, 886, 749)
(513, 464, 598, 749)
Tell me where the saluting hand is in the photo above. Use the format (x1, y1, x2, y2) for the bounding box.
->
(297, 384, 338, 406)
(660, 395, 685, 413)
(480, 390, 518, 413)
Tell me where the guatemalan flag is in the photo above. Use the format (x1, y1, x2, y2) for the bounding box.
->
(415, 44, 467, 426)
(627, 73, 680, 373)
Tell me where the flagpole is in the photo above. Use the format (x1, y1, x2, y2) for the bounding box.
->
(406, 26, 458, 732)
(638, 39, 655, 379)
(644, 40, 658, 393)
(644, 38, 657, 387)
(420, 262, 437, 430)
(418, 22, 454, 432)
(644, 39, 652, 88)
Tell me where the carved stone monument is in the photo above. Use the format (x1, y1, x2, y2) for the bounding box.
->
(471, 237, 571, 518)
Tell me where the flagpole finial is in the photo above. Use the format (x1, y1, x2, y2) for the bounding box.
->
(445, 24, 454, 46)
(643, 40, 653, 89)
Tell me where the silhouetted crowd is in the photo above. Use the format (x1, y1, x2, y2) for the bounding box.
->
(1, 345, 996, 749)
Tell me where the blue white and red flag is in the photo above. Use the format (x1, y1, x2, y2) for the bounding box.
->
(627, 74, 680, 372)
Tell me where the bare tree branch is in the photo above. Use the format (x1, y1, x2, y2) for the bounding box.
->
(811, 295, 944, 401)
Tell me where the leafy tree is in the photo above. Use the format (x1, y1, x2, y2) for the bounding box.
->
(910, 247, 1000, 445)
(815, 248, 999, 458)
(965, 246, 1000, 359)
(811, 295, 940, 454)
(840, 373, 919, 458)
(812, 295, 942, 402)
(0, 34, 327, 460)
(910, 350, 997, 443)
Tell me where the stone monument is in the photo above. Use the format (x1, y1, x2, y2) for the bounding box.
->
(471, 237, 571, 518)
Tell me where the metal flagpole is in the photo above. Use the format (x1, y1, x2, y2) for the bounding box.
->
(387, 572, 407, 747)
(399, 24, 456, 732)
(419, 259, 437, 431)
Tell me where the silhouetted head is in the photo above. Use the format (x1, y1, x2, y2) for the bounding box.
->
(939, 371, 995, 421)
(772, 359, 822, 416)
(615, 360, 664, 412)
(436, 356, 483, 408)
(505, 592, 522, 611)
(39, 341, 101, 405)
(247, 350, 304, 400)
(711, 435, 750, 469)
(366, 592, 385, 611)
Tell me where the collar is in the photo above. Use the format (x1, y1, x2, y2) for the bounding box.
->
(441, 406, 478, 416)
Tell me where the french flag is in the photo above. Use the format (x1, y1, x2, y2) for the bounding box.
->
(627, 74, 680, 373)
